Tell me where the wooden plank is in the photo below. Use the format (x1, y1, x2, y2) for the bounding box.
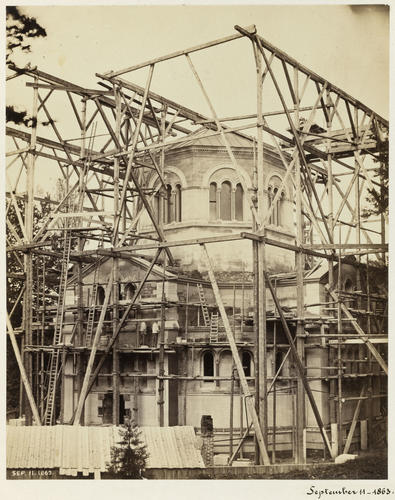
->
(228, 423, 253, 465)
(9, 284, 26, 320)
(282, 60, 297, 105)
(200, 243, 271, 465)
(196, 104, 331, 124)
(102, 28, 251, 77)
(6, 315, 41, 425)
(23, 75, 38, 425)
(79, 230, 361, 262)
(6, 241, 52, 252)
(343, 383, 366, 454)
(255, 43, 268, 451)
(331, 423, 338, 457)
(6, 146, 30, 157)
(98, 232, 245, 254)
(360, 420, 368, 450)
(305, 243, 388, 251)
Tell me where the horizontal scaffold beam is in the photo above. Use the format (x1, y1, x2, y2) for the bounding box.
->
(305, 243, 388, 251)
(78, 232, 387, 262)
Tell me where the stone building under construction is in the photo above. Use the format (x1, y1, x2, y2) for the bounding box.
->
(6, 24, 388, 468)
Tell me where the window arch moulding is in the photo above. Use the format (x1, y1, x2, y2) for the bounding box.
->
(207, 167, 249, 222)
(151, 169, 184, 224)
(267, 175, 287, 227)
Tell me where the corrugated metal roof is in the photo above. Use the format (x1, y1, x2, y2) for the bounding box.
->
(141, 426, 204, 469)
(7, 425, 204, 476)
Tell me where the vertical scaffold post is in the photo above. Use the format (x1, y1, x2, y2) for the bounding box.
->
(253, 37, 268, 461)
(200, 243, 270, 465)
(112, 84, 121, 425)
(23, 75, 38, 425)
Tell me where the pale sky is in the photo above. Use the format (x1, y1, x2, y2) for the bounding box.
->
(5, 2, 390, 215)
(8, 3, 389, 118)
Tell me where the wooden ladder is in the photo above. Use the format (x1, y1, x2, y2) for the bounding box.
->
(209, 312, 219, 343)
(85, 268, 100, 347)
(197, 283, 210, 327)
(44, 230, 72, 425)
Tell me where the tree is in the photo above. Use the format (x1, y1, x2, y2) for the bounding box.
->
(363, 120, 389, 217)
(6, 6, 47, 126)
(364, 161, 388, 217)
(106, 420, 148, 479)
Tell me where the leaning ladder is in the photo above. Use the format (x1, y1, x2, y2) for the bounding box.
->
(197, 283, 210, 327)
(209, 312, 219, 343)
(85, 268, 100, 347)
(44, 230, 72, 425)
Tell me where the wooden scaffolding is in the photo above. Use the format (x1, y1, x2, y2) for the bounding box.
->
(6, 24, 388, 466)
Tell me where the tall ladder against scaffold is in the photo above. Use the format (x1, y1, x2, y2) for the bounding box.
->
(197, 283, 210, 327)
(197, 283, 219, 342)
(85, 265, 100, 347)
(44, 230, 72, 425)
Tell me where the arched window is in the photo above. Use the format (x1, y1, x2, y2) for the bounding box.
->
(242, 351, 252, 377)
(166, 184, 173, 223)
(235, 183, 243, 221)
(124, 283, 136, 301)
(203, 351, 214, 378)
(220, 181, 232, 221)
(153, 187, 165, 224)
(153, 183, 182, 224)
(209, 182, 217, 220)
(97, 286, 105, 305)
(209, 179, 244, 222)
(268, 183, 285, 226)
(175, 184, 182, 222)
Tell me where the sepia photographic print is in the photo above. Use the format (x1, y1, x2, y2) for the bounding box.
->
(4, 1, 392, 497)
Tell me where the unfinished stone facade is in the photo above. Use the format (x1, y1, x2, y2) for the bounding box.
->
(59, 140, 387, 459)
